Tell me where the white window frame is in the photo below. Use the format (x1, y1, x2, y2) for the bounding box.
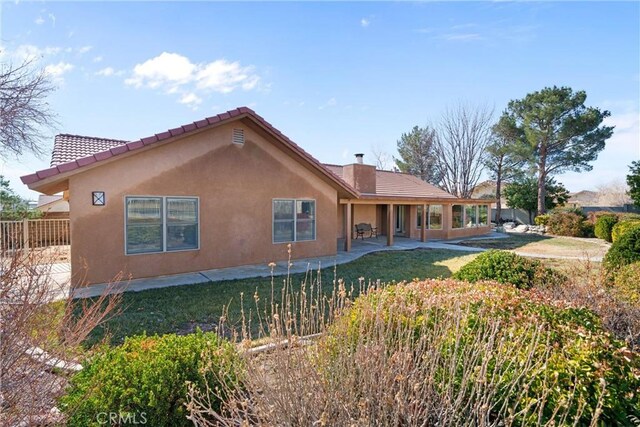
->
(272, 198, 316, 244)
(125, 195, 200, 255)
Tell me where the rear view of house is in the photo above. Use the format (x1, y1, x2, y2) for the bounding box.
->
(22, 107, 491, 287)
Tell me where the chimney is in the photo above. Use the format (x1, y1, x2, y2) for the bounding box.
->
(343, 154, 376, 193)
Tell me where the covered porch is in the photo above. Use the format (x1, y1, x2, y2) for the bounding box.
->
(338, 199, 492, 252)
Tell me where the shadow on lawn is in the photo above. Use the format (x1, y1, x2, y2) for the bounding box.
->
(85, 248, 470, 347)
(455, 233, 551, 250)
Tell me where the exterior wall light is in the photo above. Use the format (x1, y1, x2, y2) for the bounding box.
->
(92, 191, 105, 206)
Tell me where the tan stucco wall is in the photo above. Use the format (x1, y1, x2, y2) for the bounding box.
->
(353, 205, 377, 228)
(69, 122, 338, 286)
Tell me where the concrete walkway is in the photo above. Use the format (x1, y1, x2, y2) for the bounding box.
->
(71, 234, 500, 299)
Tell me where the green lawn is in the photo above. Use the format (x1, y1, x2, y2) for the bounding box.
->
(87, 249, 478, 346)
(455, 233, 609, 258)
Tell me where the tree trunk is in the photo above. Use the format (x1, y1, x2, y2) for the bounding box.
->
(537, 146, 547, 215)
(495, 172, 502, 224)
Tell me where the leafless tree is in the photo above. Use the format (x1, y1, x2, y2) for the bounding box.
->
(433, 103, 494, 198)
(370, 144, 393, 170)
(595, 180, 632, 207)
(0, 249, 121, 425)
(0, 59, 57, 158)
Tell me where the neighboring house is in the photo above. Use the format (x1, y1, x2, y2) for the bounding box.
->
(37, 194, 70, 218)
(567, 190, 599, 208)
(22, 107, 491, 287)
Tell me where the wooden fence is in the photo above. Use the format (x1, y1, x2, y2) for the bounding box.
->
(0, 219, 70, 253)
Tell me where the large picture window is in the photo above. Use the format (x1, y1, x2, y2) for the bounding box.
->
(417, 205, 443, 230)
(478, 205, 489, 226)
(273, 199, 316, 243)
(465, 205, 478, 228)
(125, 196, 199, 255)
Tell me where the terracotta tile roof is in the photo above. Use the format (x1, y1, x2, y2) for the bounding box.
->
(324, 165, 456, 199)
(21, 107, 359, 199)
(51, 134, 128, 166)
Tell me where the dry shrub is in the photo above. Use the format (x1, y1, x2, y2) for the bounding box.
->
(0, 249, 121, 426)
(541, 258, 640, 350)
(188, 272, 640, 426)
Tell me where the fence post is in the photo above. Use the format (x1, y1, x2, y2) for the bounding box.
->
(22, 218, 30, 256)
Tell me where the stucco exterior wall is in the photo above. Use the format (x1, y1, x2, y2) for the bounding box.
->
(353, 205, 377, 228)
(69, 122, 338, 286)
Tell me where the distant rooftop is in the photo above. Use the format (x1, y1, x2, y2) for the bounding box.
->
(51, 134, 128, 166)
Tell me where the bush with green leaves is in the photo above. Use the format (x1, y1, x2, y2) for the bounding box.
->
(453, 250, 564, 289)
(594, 214, 618, 242)
(534, 214, 550, 225)
(59, 332, 242, 427)
(613, 262, 640, 305)
(546, 211, 588, 237)
(604, 226, 640, 273)
(325, 280, 640, 425)
(612, 219, 640, 243)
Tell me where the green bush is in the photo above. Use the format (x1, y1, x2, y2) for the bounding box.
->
(550, 206, 586, 218)
(604, 226, 640, 273)
(581, 221, 596, 238)
(612, 219, 640, 243)
(546, 211, 586, 237)
(453, 250, 564, 289)
(613, 262, 640, 305)
(59, 332, 242, 427)
(327, 280, 640, 425)
(534, 214, 550, 225)
(594, 215, 618, 242)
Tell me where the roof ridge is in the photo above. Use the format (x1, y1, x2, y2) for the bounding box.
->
(56, 133, 129, 143)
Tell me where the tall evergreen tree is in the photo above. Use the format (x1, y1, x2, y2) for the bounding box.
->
(394, 125, 439, 184)
(628, 161, 640, 207)
(498, 86, 613, 215)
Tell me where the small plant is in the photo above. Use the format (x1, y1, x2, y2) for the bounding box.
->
(612, 219, 640, 243)
(604, 226, 640, 273)
(534, 214, 550, 225)
(594, 214, 618, 242)
(453, 250, 564, 289)
(60, 332, 242, 427)
(546, 211, 587, 237)
(613, 262, 640, 305)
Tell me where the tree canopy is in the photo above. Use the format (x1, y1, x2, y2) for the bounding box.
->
(628, 161, 640, 207)
(504, 177, 569, 223)
(0, 176, 40, 220)
(496, 86, 613, 215)
(394, 125, 440, 184)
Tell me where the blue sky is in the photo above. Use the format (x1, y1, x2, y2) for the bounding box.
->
(1, 1, 638, 199)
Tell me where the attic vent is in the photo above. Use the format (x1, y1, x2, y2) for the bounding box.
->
(232, 128, 245, 145)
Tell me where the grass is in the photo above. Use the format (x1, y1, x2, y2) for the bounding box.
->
(455, 233, 609, 258)
(86, 248, 479, 346)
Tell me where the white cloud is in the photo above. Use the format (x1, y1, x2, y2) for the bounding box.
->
(44, 62, 74, 80)
(196, 59, 258, 93)
(125, 52, 197, 89)
(95, 67, 114, 76)
(78, 45, 92, 54)
(125, 52, 261, 106)
(93, 55, 103, 63)
(12, 44, 61, 62)
(319, 97, 337, 110)
(179, 92, 202, 108)
(360, 18, 370, 28)
(48, 13, 56, 26)
(34, 16, 45, 25)
(440, 33, 483, 42)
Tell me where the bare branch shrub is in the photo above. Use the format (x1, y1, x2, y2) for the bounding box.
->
(0, 249, 121, 425)
(188, 270, 637, 425)
(0, 59, 58, 158)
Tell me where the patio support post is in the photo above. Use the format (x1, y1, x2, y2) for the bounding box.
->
(387, 203, 394, 247)
(344, 202, 352, 252)
(421, 203, 427, 242)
